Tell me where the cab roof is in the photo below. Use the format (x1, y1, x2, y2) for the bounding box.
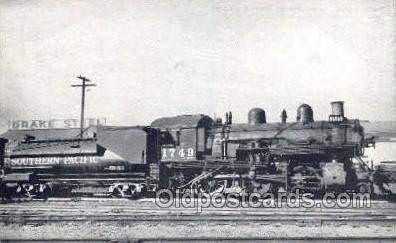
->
(151, 114, 213, 129)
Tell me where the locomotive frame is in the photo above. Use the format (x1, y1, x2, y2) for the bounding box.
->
(0, 101, 386, 200)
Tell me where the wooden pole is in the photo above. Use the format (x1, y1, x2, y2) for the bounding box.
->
(71, 76, 96, 139)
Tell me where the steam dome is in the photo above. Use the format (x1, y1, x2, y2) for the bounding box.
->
(248, 108, 266, 125)
(297, 104, 314, 123)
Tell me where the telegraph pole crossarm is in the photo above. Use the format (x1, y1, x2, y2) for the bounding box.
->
(71, 75, 96, 139)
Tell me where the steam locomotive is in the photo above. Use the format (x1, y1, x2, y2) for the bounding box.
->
(0, 101, 383, 199)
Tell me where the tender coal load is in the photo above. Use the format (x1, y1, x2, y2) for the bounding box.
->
(248, 108, 266, 125)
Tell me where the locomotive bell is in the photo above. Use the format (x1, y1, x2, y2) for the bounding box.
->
(248, 108, 266, 125)
(330, 101, 344, 117)
(296, 104, 314, 123)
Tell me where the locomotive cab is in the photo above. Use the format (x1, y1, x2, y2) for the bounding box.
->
(151, 115, 214, 161)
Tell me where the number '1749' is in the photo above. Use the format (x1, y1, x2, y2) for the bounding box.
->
(162, 147, 194, 159)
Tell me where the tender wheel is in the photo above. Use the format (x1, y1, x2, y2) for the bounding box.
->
(109, 184, 126, 197)
(17, 184, 35, 198)
(38, 184, 52, 199)
(109, 183, 143, 199)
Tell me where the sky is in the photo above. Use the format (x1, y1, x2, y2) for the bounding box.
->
(0, 0, 395, 132)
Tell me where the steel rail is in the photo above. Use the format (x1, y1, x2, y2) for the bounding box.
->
(1, 236, 396, 243)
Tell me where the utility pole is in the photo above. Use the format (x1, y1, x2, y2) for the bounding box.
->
(71, 75, 96, 139)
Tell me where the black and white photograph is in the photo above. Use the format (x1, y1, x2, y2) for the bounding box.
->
(0, 0, 395, 242)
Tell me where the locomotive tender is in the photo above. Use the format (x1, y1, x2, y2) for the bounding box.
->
(0, 127, 159, 197)
(0, 101, 378, 198)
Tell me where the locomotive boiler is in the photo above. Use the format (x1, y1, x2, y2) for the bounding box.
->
(153, 101, 373, 195)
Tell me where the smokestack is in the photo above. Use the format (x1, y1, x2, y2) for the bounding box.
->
(329, 101, 345, 122)
(331, 101, 344, 117)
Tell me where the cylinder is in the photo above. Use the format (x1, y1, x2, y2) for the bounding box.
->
(330, 101, 344, 117)
(248, 108, 266, 125)
(296, 104, 314, 123)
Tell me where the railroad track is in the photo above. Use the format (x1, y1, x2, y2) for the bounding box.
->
(0, 199, 395, 227)
(1, 215, 395, 226)
(1, 236, 396, 243)
(1, 199, 395, 242)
